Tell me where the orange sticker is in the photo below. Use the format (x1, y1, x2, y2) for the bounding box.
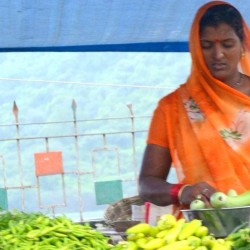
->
(34, 152, 63, 176)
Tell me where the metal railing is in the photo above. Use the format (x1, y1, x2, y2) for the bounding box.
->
(0, 100, 151, 221)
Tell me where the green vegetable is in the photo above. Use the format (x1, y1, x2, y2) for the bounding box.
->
(143, 238, 165, 249)
(210, 191, 250, 208)
(114, 241, 138, 250)
(195, 246, 208, 250)
(135, 237, 148, 248)
(211, 243, 231, 250)
(195, 226, 209, 238)
(227, 189, 238, 197)
(0, 210, 113, 249)
(156, 214, 177, 230)
(126, 223, 151, 235)
(156, 229, 170, 238)
(157, 240, 192, 250)
(178, 219, 202, 240)
(187, 235, 201, 248)
(127, 232, 144, 241)
(201, 235, 216, 248)
(149, 226, 159, 237)
(190, 199, 206, 210)
(226, 227, 250, 249)
(163, 218, 185, 244)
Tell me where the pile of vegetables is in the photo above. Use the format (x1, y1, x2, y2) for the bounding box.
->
(0, 207, 249, 249)
(0, 210, 114, 250)
(226, 227, 250, 250)
(190, 189, 250, 210)
(110, 188, 250, 249)
(112, 214, 233, 250)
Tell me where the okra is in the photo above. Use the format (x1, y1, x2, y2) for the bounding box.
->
(0, 209, 113, 249)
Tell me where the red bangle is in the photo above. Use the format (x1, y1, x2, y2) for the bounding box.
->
(170, 183, 184, 204)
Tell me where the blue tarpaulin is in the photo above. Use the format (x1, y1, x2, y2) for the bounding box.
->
(0, 0, 249, 52)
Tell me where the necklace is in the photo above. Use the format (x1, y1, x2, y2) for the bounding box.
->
(232, 73, 244, 87)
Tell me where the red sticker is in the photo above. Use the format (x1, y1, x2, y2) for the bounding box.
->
(34, 152, 63, 176)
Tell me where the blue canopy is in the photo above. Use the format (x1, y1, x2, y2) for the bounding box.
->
(1, 0, 248, 52)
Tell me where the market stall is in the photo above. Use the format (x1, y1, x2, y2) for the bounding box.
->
(0, 1, 250, 249)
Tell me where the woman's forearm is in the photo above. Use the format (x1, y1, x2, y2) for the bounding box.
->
(139, 176, 174, 206)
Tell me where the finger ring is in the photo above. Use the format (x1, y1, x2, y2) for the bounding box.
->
(201, 188, 209, 195)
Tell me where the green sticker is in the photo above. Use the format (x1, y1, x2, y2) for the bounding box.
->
(95, 180, 123, 205)
(0, 188, 8, 210)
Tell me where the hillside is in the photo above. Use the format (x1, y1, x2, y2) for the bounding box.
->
(0, 52, 191, 220)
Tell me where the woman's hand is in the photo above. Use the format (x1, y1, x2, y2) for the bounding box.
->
(179, 182, 217, 207)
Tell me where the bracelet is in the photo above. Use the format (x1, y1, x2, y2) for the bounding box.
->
(169, 183, 184, 204)
(177, 184, 192, 204)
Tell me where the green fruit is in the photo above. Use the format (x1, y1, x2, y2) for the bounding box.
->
(190, 199, 206, 210)
(210, 191, 250, 208)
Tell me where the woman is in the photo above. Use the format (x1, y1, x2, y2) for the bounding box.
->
(139, 1, 250, 210)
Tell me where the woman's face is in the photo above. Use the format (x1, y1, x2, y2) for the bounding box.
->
(200, 22, 243, 83)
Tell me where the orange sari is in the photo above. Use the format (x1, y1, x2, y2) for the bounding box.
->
(148, 1, 250, 194)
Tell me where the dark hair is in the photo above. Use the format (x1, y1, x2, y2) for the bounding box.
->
(199, 4, 244, 41)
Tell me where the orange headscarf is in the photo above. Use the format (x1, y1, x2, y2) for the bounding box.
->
(175, 1, 250, 192)
(149, 1, 250, 194)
